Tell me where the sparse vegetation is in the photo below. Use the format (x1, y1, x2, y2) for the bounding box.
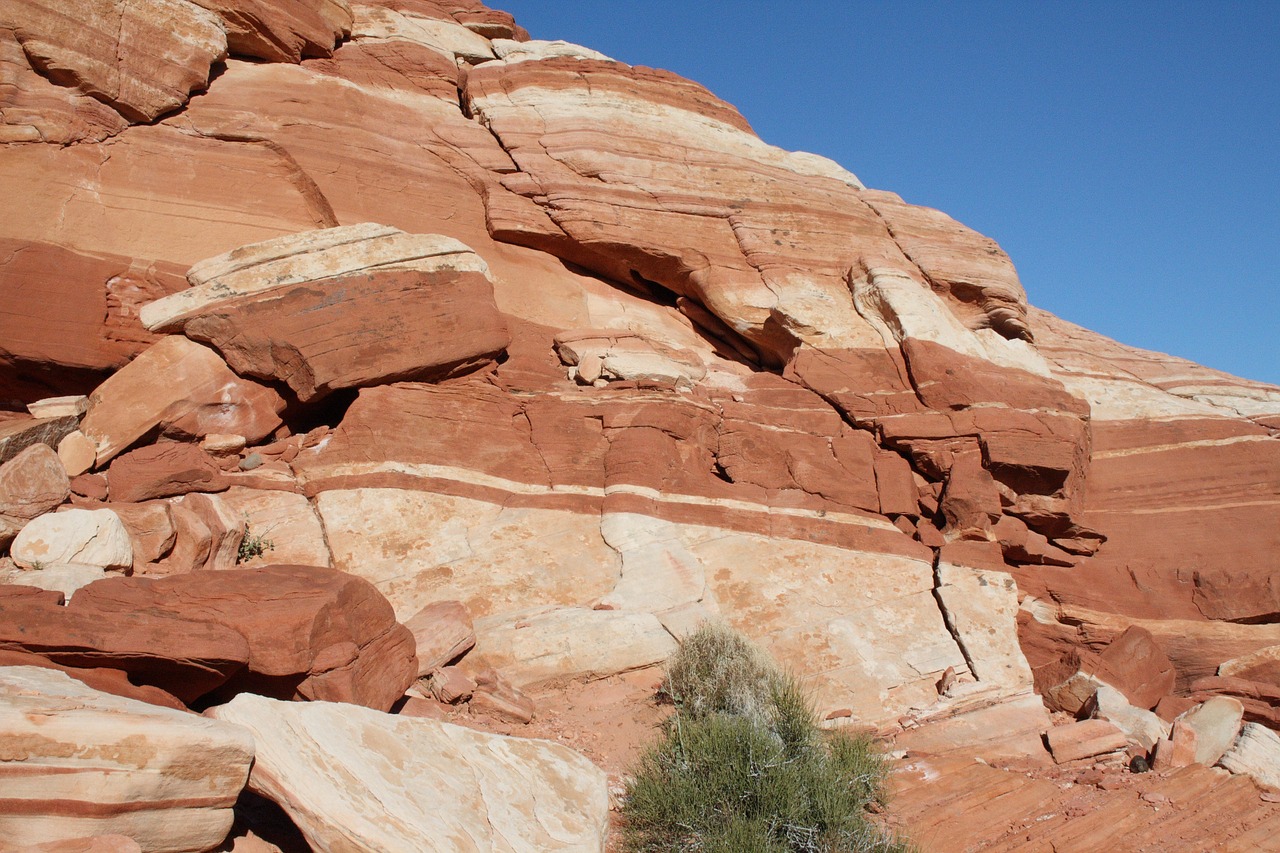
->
(237, 521, 275, 564)
(621, 622, 912, 852)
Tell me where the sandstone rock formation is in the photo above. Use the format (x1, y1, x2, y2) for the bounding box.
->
(71, 565, 417, 710)
(1, 0, 1278, 848)
(209, 693, 610, 851)
(0, 666, 253, 851)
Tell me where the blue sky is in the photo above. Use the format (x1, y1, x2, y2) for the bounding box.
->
(498, 1, 1279, 385)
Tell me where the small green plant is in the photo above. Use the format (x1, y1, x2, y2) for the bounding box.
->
(237, 520, 275, 564)
(29, 559, 46, 571)
(621, 622, 912, 853)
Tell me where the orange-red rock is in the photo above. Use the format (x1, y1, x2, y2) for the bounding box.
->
(106, 442, 228, 503)
(0, 443, 69, 546)
(1, 0, 227, 123)
(71, 565, 417, 710)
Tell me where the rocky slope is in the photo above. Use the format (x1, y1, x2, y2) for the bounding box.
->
(1, 1, 1278, 850)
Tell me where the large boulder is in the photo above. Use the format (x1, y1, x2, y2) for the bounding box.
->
(144, 225, 511, 401)
(208, 693, 609, 852)
(0, 666, 252, 852)
(0, 594, 249, 704)
(78, 336, 285, 467)
(10, 508, 132, 571)
(70, 565, 417, 710)
(0, 443, 69, 547)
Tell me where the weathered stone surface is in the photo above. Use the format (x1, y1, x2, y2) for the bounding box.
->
(11, 509, 131, 571)
(79, 337, 285, 466)
(188, 0, 352, 63)
(25, 397, 88, 419)
(2, 564, 106, 601)
(0, 415, 78, 467)
(1176, 696, 1246, 767)
(209, 693, 610, 852)
(0, 28, 127, 144)
(56, 432, 97, 478)
(0, 0, 227, 123)
(0, 443, 69, 547)
(0, 666, 252, 851)
(0, 647, 185, 711)
(143, 224, 487, 329)
(1084, 684, 1171, 753)
(1217, 723, 1280, 790)
(106, 442, 228, 503)
(0, 240, 184, 403)
(216, 487, 331, 568)
(183, 262, 510, 401)
(1045, 718, 1128, 764)
(1092, 625, 1178, 710)
(404, 599, 475, 677)
(71, 565, 416, 710)
(934, 563, 1034, 693)
(104, 501, 177, 566)
(0, 595, 249, 703)
(473, 607, 677, 688)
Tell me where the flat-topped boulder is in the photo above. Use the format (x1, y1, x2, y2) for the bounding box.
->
(70, 565, 417, 710)
(209, 693, 609, 851)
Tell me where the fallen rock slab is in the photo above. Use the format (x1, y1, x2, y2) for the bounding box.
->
(79, 336, 284, 466)
(1217, 722, 1280, 790)
(0, 666, 252, 851)
(71, 565, 416, 710)
(209, 693, 609, 852)
(106, 442, 227, 503)
(1084, 684, 1171, 752)
(404, 599, 475, 677)
(0, 596, 249, 704)
(1175, 696, 1245, 766)
(1045, 718, 1128, 764)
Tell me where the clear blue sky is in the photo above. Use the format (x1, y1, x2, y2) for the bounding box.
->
(497, 1, 1279, 385)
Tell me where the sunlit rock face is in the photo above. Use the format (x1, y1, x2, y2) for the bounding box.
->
(0, 0, 1278, 756)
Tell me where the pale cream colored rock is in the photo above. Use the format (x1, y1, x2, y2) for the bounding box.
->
(1216, 723, 1280, 790)
(350, 4, 495, 63)
(3, 563, 107, 600)
(79, 336, 284, 465)
(894, 691, 1052, 764)
(690, 530, 966, 725)
(315, 488, 619, 620)
(143, 225, 489, 331)
(208, 693, 609, 852)
(11, 509, 131, 570)
(217, 487, 331, 568)
(26, 396, 89, 419)
(57, 430, 97, 476)
(404, 600, 475, 676)
(1218, 644, 1280, 678)
(934, 563, 1034, 693)
(1085, 684, 1171, 752)
(490, 38, 610, 63)
(0, 666, 253, 852)
(473, 606, 677, 687)
(597, 512, 705, 613)
(1175, 696, 1245, 766)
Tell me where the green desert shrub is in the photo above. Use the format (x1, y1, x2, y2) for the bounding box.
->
(622, 622, 912, 852)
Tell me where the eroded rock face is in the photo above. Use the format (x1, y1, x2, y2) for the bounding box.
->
(70, 564, 417, 710)
(1, 0, 227, 123)
(0, 443, 69, 546)
(0, 666, 252, 852)
(208, 693, 609, 852)
(0, 0, 1277, 806)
